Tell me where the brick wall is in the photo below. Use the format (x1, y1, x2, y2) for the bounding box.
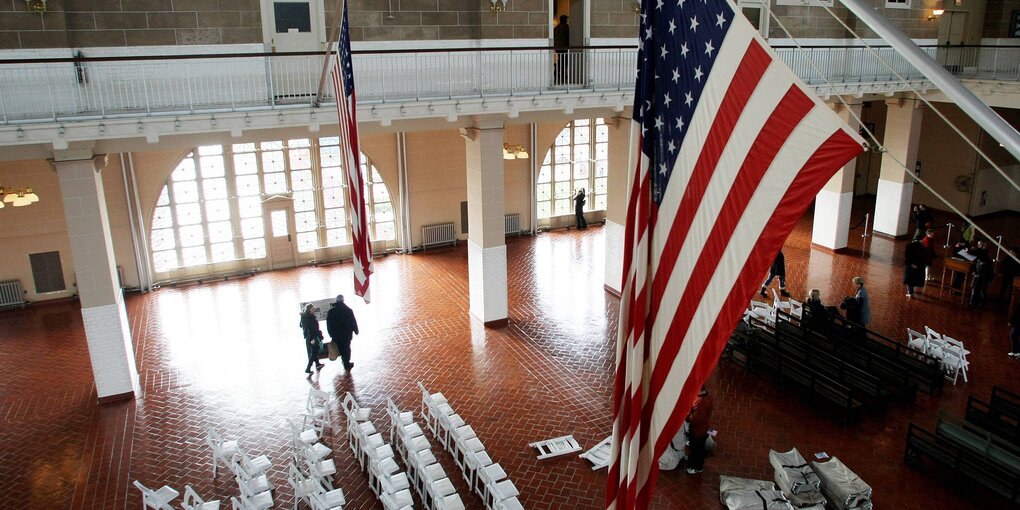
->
(984, 0, 1020, 38)
(768, 2, 939, 40)
(591, 0, 640, 39)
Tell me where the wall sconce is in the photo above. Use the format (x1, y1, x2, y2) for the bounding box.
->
(25, 0, 46, 15)
(928, 9, 944, 20)
(490, 0, 507, 13)
(503, 143, 529, 160)
(0, 186, 40, 208)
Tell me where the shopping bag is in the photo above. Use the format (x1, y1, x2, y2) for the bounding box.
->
(316, 338, 329, 360)
(327, 342, 339, 361)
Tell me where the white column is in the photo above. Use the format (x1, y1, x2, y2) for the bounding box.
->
(604, 115, 634, 295)
(812, 101, 862, 251)
(464, 121, 508, 326)
(55, 152, 140, 402)
(874, 97, 923, 237)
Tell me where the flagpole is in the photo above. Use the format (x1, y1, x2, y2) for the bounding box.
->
(837, 0, 1020, 165)
(314, 0, 346, 107)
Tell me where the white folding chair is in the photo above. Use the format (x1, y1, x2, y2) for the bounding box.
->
(772, 289, 791, 312)
(463, 450, 493, 493)
(369, 456, 403, 495)
(235, 474, 273, 510)
(305, 454, 338, 490)
(380, 489, 414, 510)
(408, 448, 439, 498)
(236, 449, 273, 481)
(229, 497, 244, 510)
(308, 483, 346, 510)
(288, 418, 321, 450)
(386, 398, 415, 442)
(305, 388, 333, 431)
(907, 328, 928, 354)
(485, 479, 519, 510)
(288, 462, 322, 509)
(437, 413, 466, 452)
(943, 335, 971, 384)
(788, 298, 803, 320)
(418, 382, 454, 435)
(435, 493, 466, 510)
(132, 480, 178, 510)
(475, 463, 507, 503)
(181, 485, 220, 510)
(494, 496, 523, 510)
(206, 429, 239, 478)
(427, 477, 457, 510)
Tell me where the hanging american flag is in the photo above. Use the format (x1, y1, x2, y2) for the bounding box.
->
(607, 0, 863, 508)
(331, 1, 373, 303)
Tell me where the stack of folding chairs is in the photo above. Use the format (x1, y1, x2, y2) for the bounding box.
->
(342, 392, 414, 510)
(387, 398, 466, 510)
(811, 457, 873, 510)
(769, 448, 826, 509)
(719, 475, 794, 510)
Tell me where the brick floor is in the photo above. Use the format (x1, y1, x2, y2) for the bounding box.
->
(0, 208, 1016, 510)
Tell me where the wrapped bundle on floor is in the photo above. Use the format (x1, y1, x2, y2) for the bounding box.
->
(811, 457, 873, 510)
(769, 448, 826, 507)
(720, 475, 793, 510)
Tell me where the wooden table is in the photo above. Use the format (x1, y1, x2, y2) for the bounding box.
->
(939, 257, 972, 303)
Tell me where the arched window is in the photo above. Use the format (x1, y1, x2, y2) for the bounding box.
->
(537, 118, 609, 219)
(150, 138, 394, 274)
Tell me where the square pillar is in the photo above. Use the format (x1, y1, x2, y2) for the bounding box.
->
(875, 98, 923, 237)
(55, 153, 139, 402)
(812, 101, 862, 251)
(464, 121, 508, 326)
(604, 115, 634, 295)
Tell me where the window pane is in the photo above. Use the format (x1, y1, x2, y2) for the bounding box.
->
(234, 153, 258, 175)
(199, 155, 224, 178)
(153, 250, 178, 272)
(321, 167, 343, 188)
(319, 146, 341, 168)
(288, 138, 310, 148)
(173, 180, 199, 203)
(323, 188, 344, 208)
(542, 152, 551, 165)
(538, 166, 551, 184)
(181, 246, 207, 267)
(375, 221, 395, 241)
(372, 184, 390, 203)
(326, 228, 347, 247)
(211, 242, 234, 263)
(198, 145, 223, 156)
(293, 191, 315, 212)
(555, 129, 570, 145)
(297, 232, 318, 252)
(205, 199, 231, 222)
(261, 141, 283, 151)
(596, 124, 609, 142)
(179, 224, 205, 247)
(574, 126, 590, 144)
(238, 196, 262, 218)
(263, 173, 287, 194)
(536, 183, 551, 201)
(319, 136, 339, 146)
(573, 162, 589, 180)
(325, 208, 346, 228)
(289, 148, 312, 170)
(554, 182, 571, 199)
(374, 202, 394, 222)
(232, 143, 256, 153)
(554, 199, 570, 216)
(151, 228, 176, 250)
(595, 159, 608, 177)
(208, 221, 233, 243)
(244, 239, 266, 259)
(574, 143, 589, 162)
(152, 206, 172, 229)
(595, 177, 608, 195)
(555, 146, 570, 162)
(595, 142, 608, 161)
(203, 178, 228, 199)
(371, 168, 385, 184)
(295, 211, 317, 232)
(262, 151, 285, 172)
(575, 118, 590, 126)
(236, 175, 261, 196)
(175, 203, 202, 225)
(172, 157, 196, 181)
(156, 187, 170, 206)
(537, 202, 551, 219)
(241, 217, 264, 239)
(292, 170, 314, 191)
(270, 210, 288, 237)
(555, 164, 570, 181)
(594, 195, 607, 211)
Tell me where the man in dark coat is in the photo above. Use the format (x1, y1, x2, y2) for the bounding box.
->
(904, 240, 927, 298)
(326, 294, 359, 371)
(553, 14, 570, 83)
(574, 188, 587, 229)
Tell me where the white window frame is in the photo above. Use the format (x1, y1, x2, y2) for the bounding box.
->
(884, 0, 911, 9)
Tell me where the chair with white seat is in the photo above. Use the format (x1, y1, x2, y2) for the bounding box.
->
(450, 424, 478, 467)
(359, 433, 390, 469)
(494, 496, 523, 510)
(236, 449, 273, 482)
(305, 454, 337, 490)
(788, 298, 803, 320)
(301, 441, 333, 464)
(348, 419, 377, 458)
(288, 418, 321, 451)
(417, 463, 447, 501)
(386, 399, 415, 440)
(342, 393, 371, 422)
(475, 463, 507, 502)
(462, 450, 493, 493)
(380, 470, 412, 497)
(308, 484, 346, 510)
(235, 474, 274, 510)
(435, 493, 466, 510)
(207, 429, 239, 478)
(133, 480, 178, 510)
(485, 479, 520, 510)
(453, 434, 485, 472)
(305, 388, 333, 431)
(418, 382, 455, 435)
(232, 461, 273, 503)
(942, 335, 971, 384)
(369, 456, 404, 495)
(426, 477, 457, 510)
(380, 489, 414, 510)
(182, 485, 220, 510)
(772, 289, 791, 312)
(407, 448, 438, 496)
(437, 413, 466, 451)
(288, 462, 322, 509)
(907, 328, 928, 354)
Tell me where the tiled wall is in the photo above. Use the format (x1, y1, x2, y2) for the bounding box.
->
(768, 1, 940, 40)
(984, 0, 1020, 38)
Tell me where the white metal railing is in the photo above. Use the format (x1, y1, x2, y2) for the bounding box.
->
(0, 45, 1017, 125)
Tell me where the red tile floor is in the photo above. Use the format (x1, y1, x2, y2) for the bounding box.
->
(0, 208, 1017, 510)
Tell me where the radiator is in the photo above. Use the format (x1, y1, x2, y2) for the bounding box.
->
(504, 213, 521, 236)
(422, 222, 457, 250)
(0, 279, 28, 310)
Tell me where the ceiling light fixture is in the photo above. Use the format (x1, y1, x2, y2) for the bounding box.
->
(0, 186, 40, 208)
(503, 143, 529, 160)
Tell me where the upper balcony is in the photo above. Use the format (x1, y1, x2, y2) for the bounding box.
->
(0, 44, 1017, 150)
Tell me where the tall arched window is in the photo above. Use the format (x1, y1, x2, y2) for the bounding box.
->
(537, 118, 609, 219)
(150, 138, 394, 274)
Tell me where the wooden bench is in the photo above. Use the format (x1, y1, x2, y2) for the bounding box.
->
(967, 396, 1020, 447)
(905, 423, 1020, 506)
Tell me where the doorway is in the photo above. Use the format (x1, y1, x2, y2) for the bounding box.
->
(737, 0, 769, 38)
(261, 0, 325, 99)
(551, 0, 588, 85)
(936, 11, 968, 72)
(264, 199, 297, 269)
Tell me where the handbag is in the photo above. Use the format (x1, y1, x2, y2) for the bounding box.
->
(327, 342, 340, 361)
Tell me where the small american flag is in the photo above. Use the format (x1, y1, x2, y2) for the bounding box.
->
(607, 0, 863, 508)
(331, 1, 373, 303)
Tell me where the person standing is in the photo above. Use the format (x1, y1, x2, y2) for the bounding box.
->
(970, 245, 994, 308)
(686, 387, 714, 475)
(553, 14, 570, 83)
(300, 303, 325, 374)
(574, 188, 587, 229)
(1009, 300, 1020, 358)
(904, 239, 927, 299)
(912, 204, 933, 241)
(326, 294, 359, 371)
(760, 251, 790, 298)
(922, 229, 938, 282)
(853, 276, 871, 326)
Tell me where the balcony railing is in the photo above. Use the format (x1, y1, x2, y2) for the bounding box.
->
(0, 44, 1015, 125)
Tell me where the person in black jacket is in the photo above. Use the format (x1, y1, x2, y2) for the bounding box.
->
(574, 188, 587, 229)
(326, 294, 359, 371)
(904, 240, 927, 299)
(760, 251, 789, 298)
(300, 303, 325, 374)
(554, 15, 570, 83)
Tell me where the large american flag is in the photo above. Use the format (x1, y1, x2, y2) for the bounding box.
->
(607, 0, 863, 507)
(331, 1, 373, 303)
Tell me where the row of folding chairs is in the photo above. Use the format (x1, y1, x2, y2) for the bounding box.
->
(907, 326, 971, 384)
(343, 392, 414, 510)
(287, 389, 346, 509)
(134, 481, 220, 510)
(387, 398, 465, 510)
(419, 382, 524, 510)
